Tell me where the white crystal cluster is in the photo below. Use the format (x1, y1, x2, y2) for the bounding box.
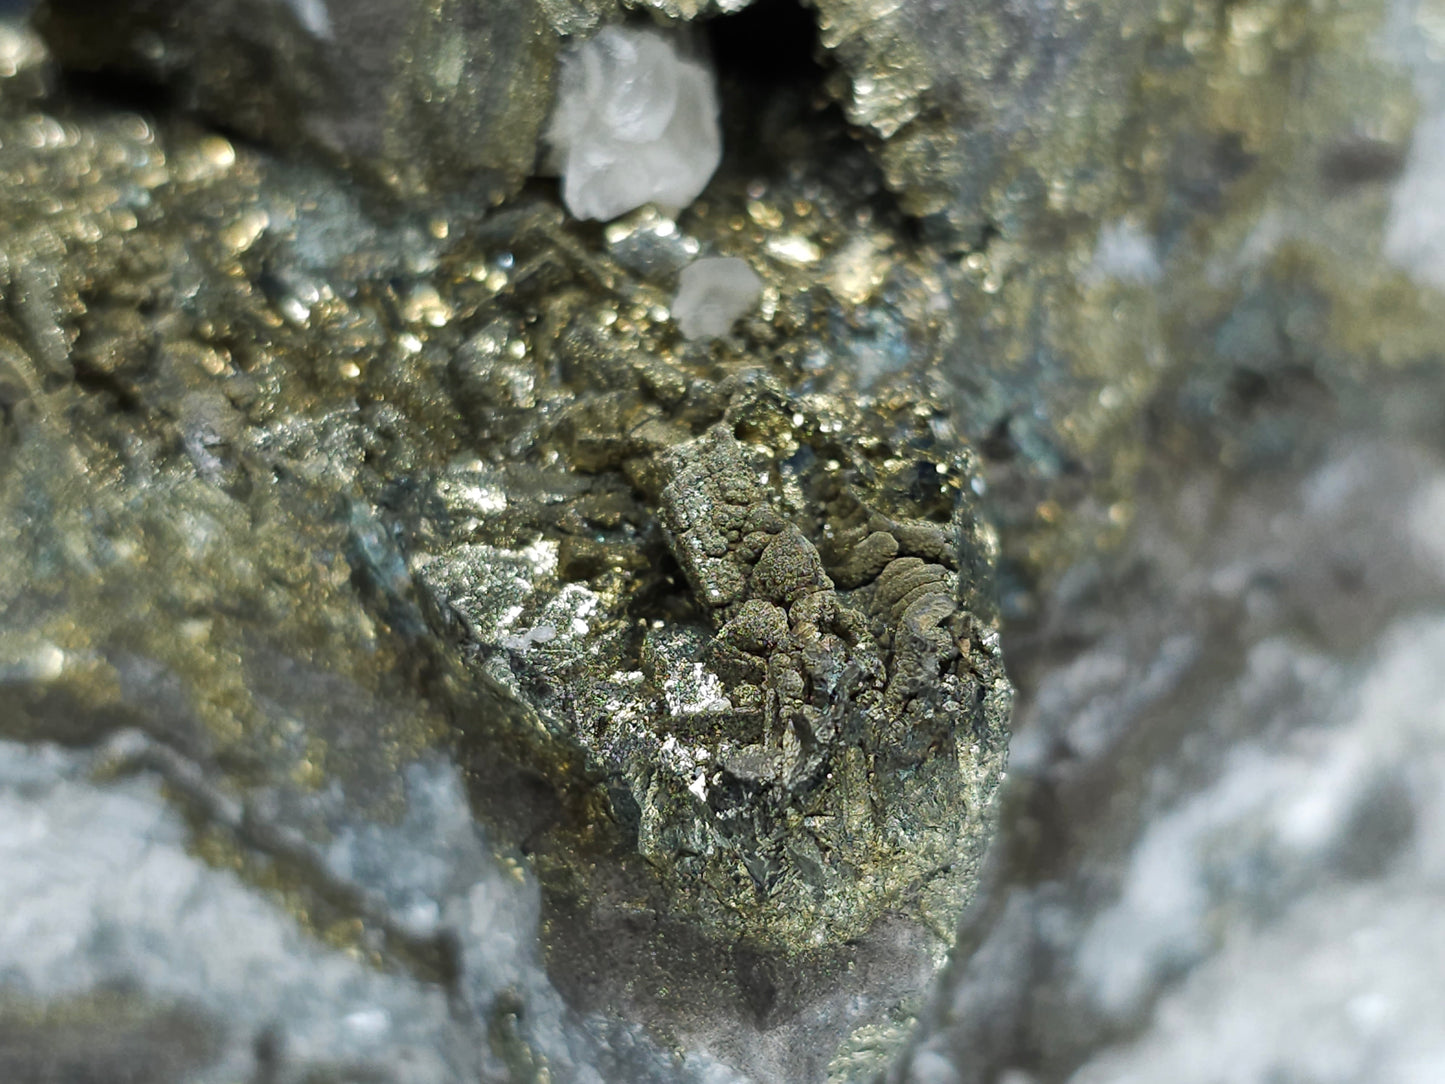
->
(284, 0, 333, 39)
(671, 256, 762, 339)
(546, 27, 722, 222)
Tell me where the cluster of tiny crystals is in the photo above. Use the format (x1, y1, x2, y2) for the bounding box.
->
(545, 26, 722, 222)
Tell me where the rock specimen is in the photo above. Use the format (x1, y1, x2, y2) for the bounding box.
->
(546, 26, 722, 221)
(34, 0, 559, 204)
(424, 354, 1010, 950)
(2, 5, 1014, 1070)
(12, 0, 1445, 1075)
(402, 119, 1014, 950)
(32, 0, 731, 212)
(671, 256, 761, 339)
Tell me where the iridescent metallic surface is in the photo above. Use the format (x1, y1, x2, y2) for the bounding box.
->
(0, 5, 1015, 1072)
(6, 0, 1445, 1078)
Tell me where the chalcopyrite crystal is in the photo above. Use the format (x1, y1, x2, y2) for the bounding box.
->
(546, 26, 722, 221)
(672, 256, 762, 339)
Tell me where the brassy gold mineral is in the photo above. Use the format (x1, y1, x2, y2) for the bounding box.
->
(13, 0, 1012, 1034)
(8, 0, 1445, 1075)
(0, 0, 1086, 1081)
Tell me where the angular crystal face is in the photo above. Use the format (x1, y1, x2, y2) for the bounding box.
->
(415, 361, 1011, 948)
(15, 0, 1013, 967)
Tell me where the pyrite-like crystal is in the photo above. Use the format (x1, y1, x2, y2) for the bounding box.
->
(20, 0, 1014, 977)
(419, 320, 1011, 950)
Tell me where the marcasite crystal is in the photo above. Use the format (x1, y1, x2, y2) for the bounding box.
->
(10, 0, 1445, 1076)
(3, 7, 1013, 1068)
(423, 351, 1010, 949)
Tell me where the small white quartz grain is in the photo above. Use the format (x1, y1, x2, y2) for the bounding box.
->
(671, 256, 762, 340)
(546, 27, 722, 222)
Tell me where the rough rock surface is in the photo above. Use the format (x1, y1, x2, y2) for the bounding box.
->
(6, 0, 1445, 1079)
(34, 0, 558, 205)
(892, 378, 1445, 1084)
(0, 9, 1008, 1079)
(886, 2, 1445, 1081)
(31, 0, 744, 209)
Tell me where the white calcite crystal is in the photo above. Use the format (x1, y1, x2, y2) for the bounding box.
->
(546, 27, 722, 222)
(671, 257, 762, 340)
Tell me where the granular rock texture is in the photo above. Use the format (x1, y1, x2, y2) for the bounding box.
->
(9, 0, 1442, 1077)
(0, 9, 1010, 1077)
(35, 0, 559, 205)
(420, 361, 1009, 950)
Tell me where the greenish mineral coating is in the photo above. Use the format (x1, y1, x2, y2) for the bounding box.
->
(8, 0, 1444, 1073)
(423, 355, 1010, 949)
(1, 8, 1012, 969)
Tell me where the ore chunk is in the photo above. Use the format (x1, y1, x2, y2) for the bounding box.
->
(0, 10, 1015, 1072)
(0, 993, 221, 1084)
(809, 0, 1167, 237)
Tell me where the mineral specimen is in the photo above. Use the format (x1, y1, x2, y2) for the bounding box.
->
(11, 0, 1445, 1076)
(34, 0, 560, 204)
(671, 256, 761, 339)
(403, 139, 1014, 953)
(546, 25, 722, 221)
(3, 2, 1015, 1069)
(427, 361, 1011, 949)
(32, 1, 738, 214)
